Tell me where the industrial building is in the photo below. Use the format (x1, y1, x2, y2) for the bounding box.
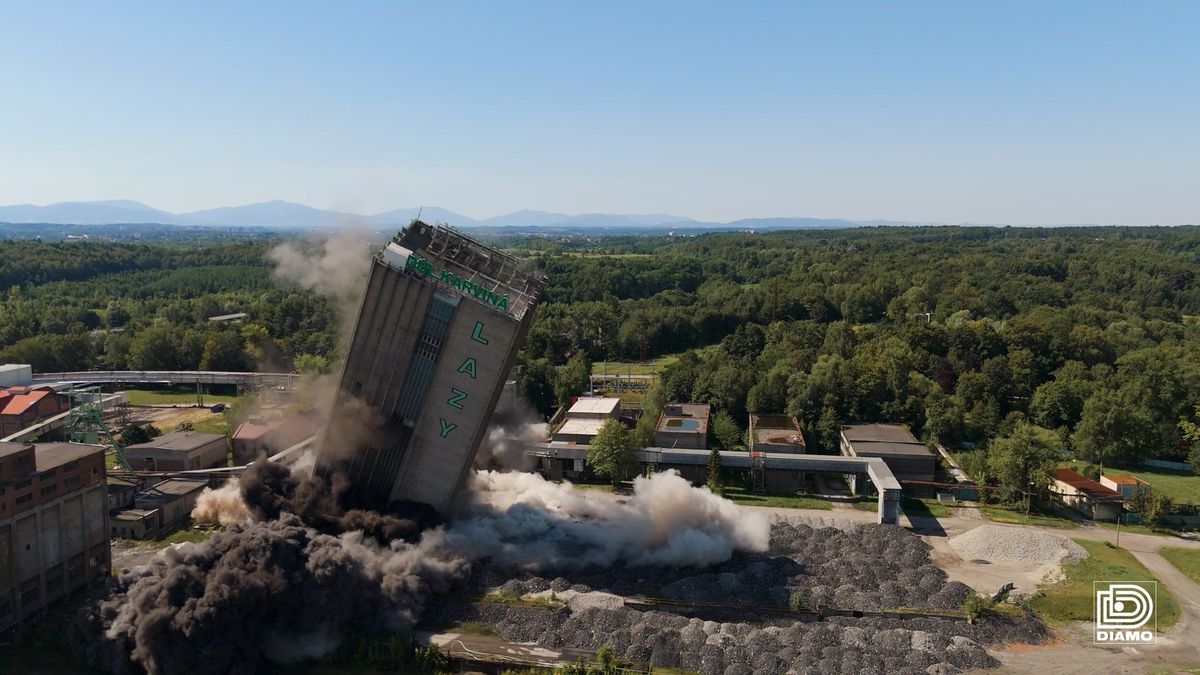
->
(551, 397, 622, 445)
(106, 475, 139, 511)
(314, 220, 544, 512)
(839, 424, 936, 490)
(109, 478, 210, 538)
(1052, 468, 1124, 520)
(124, 430, 227, 471)
(655, 403, 710, 449)
(231, 413, 320, 464)
(0, 385, 69, 438)
(0, 441, 110, 633)
(0, 364, 33, 388)
(749, 414, 806, 453)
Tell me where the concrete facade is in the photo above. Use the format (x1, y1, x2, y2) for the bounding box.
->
(750, 414, 806, 453)
(655, 403, 710, 450)
(106, 475, 139, 511)
(0, 364, 33, 388)
(314, 221, 543, 512)
(125, 431, 227, 472)
(527, 443, 903, 525)
(839, 424, 935, 483)
(134, 478, 209, 533)
(0, 441, 110, 633)
(111, 508, 159, 540)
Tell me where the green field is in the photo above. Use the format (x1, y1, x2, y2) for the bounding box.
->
(900, 497, 953, 518)
(1029, 539, 1180, 628)
(568, 481, 617, 493)
(722, 486, 834, 510)
(1115, 467, 1200, 505)
(125, 388, 240, 406)
(979, 505, 1080, 529)
(592, 353, 680, 376)
(1160, 546, 1200, 585)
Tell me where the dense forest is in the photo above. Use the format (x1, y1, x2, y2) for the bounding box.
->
(2, 226, 1199, 471)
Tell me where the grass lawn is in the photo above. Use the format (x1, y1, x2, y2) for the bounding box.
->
(722, 486, 834, 510)
(1116, 467, 1200, 505)
(150, 527, 217, 549)
(979, 505, 1080, 529)
(569, 481, 617, 493)
(592, 353, 680, 376)
(1029, 539, 1180, 628)
(1095, 520, 1182, 537)
(1160, 546, 1200, 585)
(125, 388, 240, 406)
(451, 621, 498, 636)
(901, 497, 953, 518)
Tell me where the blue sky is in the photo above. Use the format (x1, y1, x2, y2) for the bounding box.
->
(1, 1, 1197, 224)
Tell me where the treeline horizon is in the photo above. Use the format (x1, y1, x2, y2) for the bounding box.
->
(1, 225, 1198, 471)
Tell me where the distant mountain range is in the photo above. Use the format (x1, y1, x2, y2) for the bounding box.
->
(0, 199, 931, 231)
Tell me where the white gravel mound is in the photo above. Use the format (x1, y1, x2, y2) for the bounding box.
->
(948, 524, 1087, 566)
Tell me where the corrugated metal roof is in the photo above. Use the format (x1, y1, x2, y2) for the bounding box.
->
(1053, 468, 1123, 499)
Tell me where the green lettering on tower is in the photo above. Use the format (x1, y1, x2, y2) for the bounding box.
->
(447, 387, 467, 409)
(457, 357, 477, 379)
(438, 418, 457, 437)
(470, 321, 489, 345)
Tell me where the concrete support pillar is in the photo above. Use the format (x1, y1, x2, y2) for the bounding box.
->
(877, 487, 901, 525)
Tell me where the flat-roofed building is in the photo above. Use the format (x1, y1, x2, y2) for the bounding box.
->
(134, 478, 209, 533)
(839, 424, 935, 485)
(565, 397, 622, 420)
(750, 414, 806, 454)
(655, 403, 710, 449)
(0, 441, 110, 632)
(0, 364, 33, 388)
(1053, 469, 1124, 520)
(111, 508, 159, 540)
(551, 418, 609, 445)
(550, 396, 623, 445)
(125, 431, 227, 471)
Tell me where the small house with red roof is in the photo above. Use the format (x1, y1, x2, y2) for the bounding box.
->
(1100, 473, 1151, 500)
(0, 385, 69, 437)
(1052, 468, 1124, 520)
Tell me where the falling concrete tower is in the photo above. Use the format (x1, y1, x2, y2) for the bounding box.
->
(314, 220, 543, 512)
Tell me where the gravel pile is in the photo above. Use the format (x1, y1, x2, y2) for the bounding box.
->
(423, 522, 1050, 673)
(428, 602, 1008, 675)
(948, 525, 1088, 566)
(483, 522, 971, 612)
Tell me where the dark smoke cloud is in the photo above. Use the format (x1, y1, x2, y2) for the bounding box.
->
(239, 456, 438, 543)
(70, 514, 464, 675)
(75, 461, 768, 673)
